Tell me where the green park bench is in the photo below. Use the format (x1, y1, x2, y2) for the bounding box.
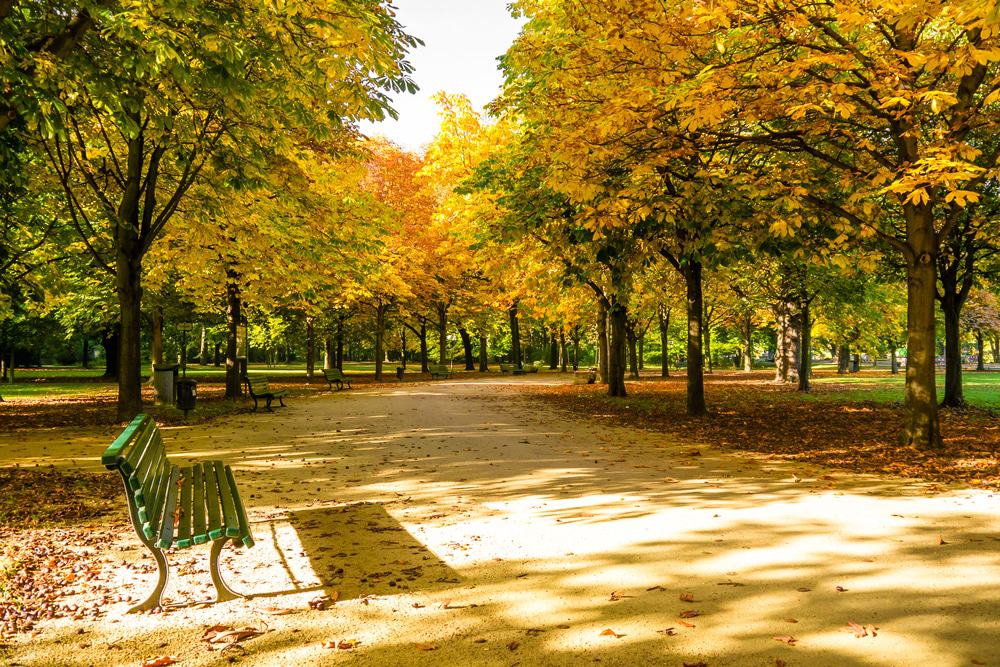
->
(499, 363, 513, 374)
(575, 368, 598, 384)
(243, 374, 288, 411)
(523, 361, 542, 373)
(102, 414, 254, 612)
(322, 368, 352, 391)
(428, 364, 452, 379)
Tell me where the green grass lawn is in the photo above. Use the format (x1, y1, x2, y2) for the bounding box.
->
(810, 370, 1000, 410)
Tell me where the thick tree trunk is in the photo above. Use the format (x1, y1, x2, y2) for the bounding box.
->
(890, 346, 899, 374)
(597, 300, 609, 384)
(509, 304, 522, 370)
(151, 307, 163, 375)
(82, 337, 90, 369)
(548, 331, 559, 370)
(638, 334, 645, 370)
(374, 304, 386, 381)
(940, 295, 964, 406)
(437, 303, 448, 364)
(774, 304, 799, 383)
(992, 334, 1000, 364)
(419, 321, 429, 372)
(626, 321, 639, 379)
(607, 299, 628, 397)
(214, 341, 221, 367)
(684, 261, 706, 416)
(658, 304, 670, 378)
(903, 243, 942, 448)
(114, 249, 143, 420)
(560, 331, 568, 372)
(306, 316, 315, 379)
(798, 301, 811, 393)
(851, 353, 860, 373)
(838, 345, 850, 374)
(324, 337, 333, 370)
(478, 333, 489, 372)
(102, 328, 120, 380)
(225, 276, 241, 400)
(459, 327, 474, 370)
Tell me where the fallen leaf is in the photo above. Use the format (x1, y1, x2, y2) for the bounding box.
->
(938, 536, 949, 545)
(784, 618, 798, 623)
(337, 639, 359, 650)
(776, 660, 787, 667)
(772, 635, 798, 646)
(679, 610, 700, 619)
(609, 591, 633, 601)
(413, 642, 438, 651)
(201, 625, 263, 646)
(848, 621, 867, 638)
(677, 619, 696, 628)
(507, 641, 520, 651)
(683, 662, 708, 667)
(646, 585, 667, 591)
(141, 658, 178, 667)
(411, 602, 425, 608)
(796, 587, 811, 592)
(835, 586, 848, 592)
(599, 628, 625, 638)
(864, 624, 878, 637)
(657, 627, 677, 636)
(679, 593, 696, 602)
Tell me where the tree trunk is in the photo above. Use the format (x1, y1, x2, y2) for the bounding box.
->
(903, 240, 942, 448)
(151, 307, 163, 374)
(336, 317, 344, 371)
(626, 320, 639, 379)
(743, 315, 753, 372)
(890, 346, 899, 374)
(658, 304, 670, 378)
(560, 331, 568, 372)
(324, 337, 333, 370)
(199, 325, 208, 365)
(548, 331, 559, 370)
(684, 260, 707, 416)
(102, 327, 120, 380)
(400, 326, 408, 369)
(607, 298, 628, 397)
(798, 301, 811, 392)
(509, 304, 522, 370)
(306, 316, 315, 379)
(838, 345, 850, 374)
(976, 331, 985, 372)
(419, 321, 429, 372)
(82, 336, 90, 369)
(940, 294, 963, 406)
(992, 334, 999, 364)
(374, 304, 386, 381)
(459, 327, 474, 370)
(851, 353, 860, 373)
(478, 333, 489, 371)
(597, 300, 609, 384)
(437, 302, 448, 364)
(225, 275, 241, 400)
(774, 304, 799, 383)
(572, 326, 581, 371)
(114, 248, 143, 421)
(214, 341, 221, 367)
(638, 333, 645, 370)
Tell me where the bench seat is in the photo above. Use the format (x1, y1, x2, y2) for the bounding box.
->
(428, 364, 451, 379)
(243, 374, 288, 411)
(322, 368, 352, 390)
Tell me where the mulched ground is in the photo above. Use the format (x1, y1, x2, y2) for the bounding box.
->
(527, 370, 1000, 491)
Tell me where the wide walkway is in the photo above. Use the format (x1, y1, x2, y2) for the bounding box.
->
(4, 375, 1000, 665)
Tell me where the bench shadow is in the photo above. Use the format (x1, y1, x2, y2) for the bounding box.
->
(249, 502, 461, 602)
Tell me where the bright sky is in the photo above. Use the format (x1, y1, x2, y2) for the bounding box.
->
(359, 0, 525, 153)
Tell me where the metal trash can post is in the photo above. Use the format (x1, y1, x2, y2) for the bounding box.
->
(176, 378, 197, 417)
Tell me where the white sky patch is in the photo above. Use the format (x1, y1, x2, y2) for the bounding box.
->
(359, 0, 525, 153)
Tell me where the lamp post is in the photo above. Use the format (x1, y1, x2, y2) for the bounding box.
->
(177, 322, 193, 379)
(176, 322, 197, 417)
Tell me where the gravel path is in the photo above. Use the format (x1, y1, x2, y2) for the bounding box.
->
(2, 374, 999, 666)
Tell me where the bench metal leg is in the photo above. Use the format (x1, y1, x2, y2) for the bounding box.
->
(128, 545, 169, 613)
(264, 397, 273, 411)
(277, 396, 285, 407)
(210, 538, 243, 603)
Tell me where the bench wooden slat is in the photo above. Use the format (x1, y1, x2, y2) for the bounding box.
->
(101, 415, 148, 467)
(175, 467, 193, 548)
(225, 465, 254, 547)
(142, 457, 171, 541)
(156, 465, 180, 549)
(214, 461, 241, 538)
(123, 418, 156, 479)
(205, 462, 224, 541)
(132, 429, 164, 506)
(191, 463, 208, 545)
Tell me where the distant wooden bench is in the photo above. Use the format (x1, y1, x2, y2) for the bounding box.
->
(243, 374, 288, 411)
(428, 364, 451, 379)
(322, 368, 352, 391)
(523, 361, 541, 374)
(575, 368, 597, 384)
(499, 363, 514, 374)
(102, 414, 254, 612)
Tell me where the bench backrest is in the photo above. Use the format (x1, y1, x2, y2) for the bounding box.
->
(324, 368, 344, 380)
(245, 375, 270, 395)
(429, 364, 448, 372)
(101, 414, 170, 543)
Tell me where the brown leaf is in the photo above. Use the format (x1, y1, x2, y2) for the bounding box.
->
(683, 662, 708, 667)
(411, 602, 425, 608)
(609, 591, 633, 601)
(776, 660, 787, 667)
(772, 635, 798, 646)
(796, 587, 811, 592)
(679, 610, 700, 618)
(141, 658, 178, 667)
(337, 639, 359, 650)
(599, 628, 625, 638)
(784, 618, 798, 623)
(938, 536, 949, 545)
(413, 642, 438, 651)
(835, 585, 848, 592)
(848, 621, 867, 638)
(201, 625, 263, 646)
(657, 628, 677, 636)
(864, 624, 878, 637)
(677, 619, 696, 628)
(507, 641, 520, 650)
(646, 585, 667, 591)
(679, 593, 696, 602)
